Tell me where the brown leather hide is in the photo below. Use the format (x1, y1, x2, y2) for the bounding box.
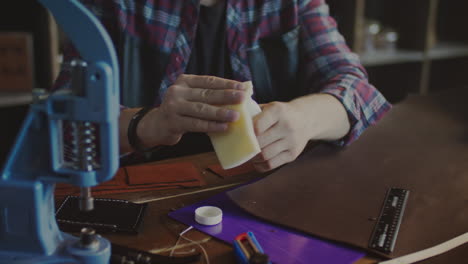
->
(228, 92, 468, 263)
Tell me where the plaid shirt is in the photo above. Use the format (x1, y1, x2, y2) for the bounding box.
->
(55, 0, 391, 145)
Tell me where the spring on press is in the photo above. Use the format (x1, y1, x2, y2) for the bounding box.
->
(63, 120, 100, 171)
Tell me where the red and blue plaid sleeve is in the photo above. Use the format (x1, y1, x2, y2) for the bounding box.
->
(299, 0, 391, 145)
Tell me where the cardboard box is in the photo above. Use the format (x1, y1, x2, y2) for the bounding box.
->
(0, 32, 34, 92)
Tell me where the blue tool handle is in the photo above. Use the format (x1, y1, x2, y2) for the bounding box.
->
(233, 231, 271, 264)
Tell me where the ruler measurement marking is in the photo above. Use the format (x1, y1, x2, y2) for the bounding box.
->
(369, 188, 410, 254)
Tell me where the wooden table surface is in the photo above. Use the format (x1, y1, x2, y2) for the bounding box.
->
(90, 152, 381, 264)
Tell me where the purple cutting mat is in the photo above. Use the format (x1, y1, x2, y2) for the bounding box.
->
(169, 192, 364, 264)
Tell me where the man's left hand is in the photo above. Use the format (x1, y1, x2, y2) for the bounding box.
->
(251, 94, 350, 172)
(251, 101, 310, 172)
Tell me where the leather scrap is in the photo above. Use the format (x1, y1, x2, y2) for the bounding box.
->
(126, 162, 203, 185)
(207, 162, 256, 178)
(55, 162, 205, 197)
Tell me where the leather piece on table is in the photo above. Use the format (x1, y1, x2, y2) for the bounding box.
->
(99, 167, 127, 186)
(126, 162, 203, 185)
(207, 162, 256, 178)
(228, 92, 468, 263)
(56, 196, 147, 234)
(55, 162, 205, 197)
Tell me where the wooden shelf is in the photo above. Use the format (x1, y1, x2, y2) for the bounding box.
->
(359, 42, 468, 67)
(359, 49, 424, 67)
(0, 92, 32, 108)
(428, 42, 468, 60)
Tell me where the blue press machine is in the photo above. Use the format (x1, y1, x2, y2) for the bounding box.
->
(0, 0, 120, 263)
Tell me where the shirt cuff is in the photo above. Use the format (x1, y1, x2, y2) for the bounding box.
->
(320, 79, 392, 146)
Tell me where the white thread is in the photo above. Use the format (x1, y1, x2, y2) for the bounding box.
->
(379, 232, 468, 264)
(170, 236, 182, 257)
(174, 248, 196, 254)
(169, 226, 210, 264)
(170, 226, 194, 257)
(180, 226, 194, 236)
(149, 237, 211, 254)
(180, 234, 210, 264)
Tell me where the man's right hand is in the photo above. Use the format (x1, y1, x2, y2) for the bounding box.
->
(132, 74, 246, 150)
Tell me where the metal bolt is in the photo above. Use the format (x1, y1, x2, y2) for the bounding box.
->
(80, 227, 98, 249)
(79, 187, 94, 211)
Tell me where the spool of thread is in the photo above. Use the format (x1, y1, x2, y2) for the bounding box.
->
(195, 206, 223, 226)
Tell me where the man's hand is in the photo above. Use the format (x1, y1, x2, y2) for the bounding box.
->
(251, 101, 310, 172)
(251, 94, 350, 172)
(119, 75, 246, 153)
(137, 74, 246, 147)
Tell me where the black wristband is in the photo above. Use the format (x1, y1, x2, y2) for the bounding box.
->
(127, 106, 154, 152)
